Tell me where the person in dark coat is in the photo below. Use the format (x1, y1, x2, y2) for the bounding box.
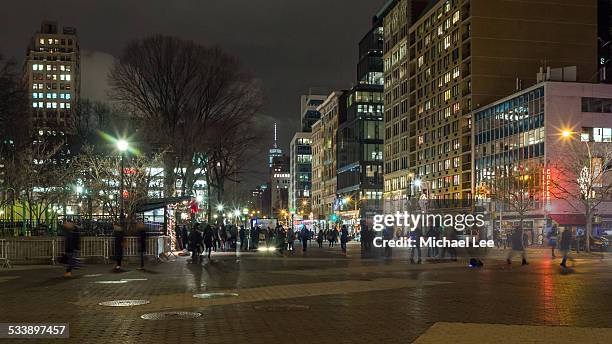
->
(507, 227, 528, 265)
(340, 225, 349, 255)
(113, 224, 126, 272)
(63, 221, 80, 277)
(239, 226, 246, 250)
(181, 225, 188, 251)
(560, 228, 573, 268)
(203, 225, 214, 259)
(300, 225, 309, 252)
(188, 225, 203, 263)
(317, 230, 324, 248)
(137, 222, 147, 270)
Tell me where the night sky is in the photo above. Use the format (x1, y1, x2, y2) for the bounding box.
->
(1, 0, 387, 188)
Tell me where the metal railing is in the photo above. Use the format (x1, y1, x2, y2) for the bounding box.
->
(0, 236, 170, 267)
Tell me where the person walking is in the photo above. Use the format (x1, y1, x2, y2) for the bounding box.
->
(560, 228, 573, 268)
(287, 226, 295, 251)
(317, 230, 324, 248)
(300, 225, 309, 252)
(548, 226, 558, 258)
(137, 222, 147, 270)
(507, 227, 528, 265)
(188, 225, 203, 264)
(340, 225, 349, 255)
(203, 224, 214, 260)
(239, 226, 246, 250)
(63, 221, 80, 277)
(113, 224, 126, 272)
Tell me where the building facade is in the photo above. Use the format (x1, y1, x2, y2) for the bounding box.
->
(301, 94, 327, 132)
(337, 17, 385, 228)
(311, 120, 324, 219)
(380, 0, 598, 213)
(318, 91, 344, 225)
(289, 132, 312, 216)
(270, 155, 290, 218)
(26, 20, 80, 132)
(474, 81, 612, 241)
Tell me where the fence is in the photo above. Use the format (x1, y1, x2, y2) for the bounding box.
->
(0, 236, 170, 267)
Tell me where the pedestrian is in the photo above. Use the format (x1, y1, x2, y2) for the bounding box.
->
(188, 225, 203, 264)
(382, 226, 393, 258)
(175, 225, 183, 250)
(548, 225, 558, 258)
(340, 225, 349, 255)
(137, 221, 147, 270)
(63, 221, 80, 277)
(213, 226, 221, 251)
(239, 226, 246, 250)
(410, 227, 422, 264)
(426, 226, 435, 257)
(287, 226, 295, 251)
(300, 225, 309, 252)
(203, 224, 214, 259)
(317, 230, 324, 248)
(507, 227, 528, 265)
(493, 229, 500, 249)
(559, 228, 573, 268)
(113, 224, 126, 272)
(181, 225, 188, 251)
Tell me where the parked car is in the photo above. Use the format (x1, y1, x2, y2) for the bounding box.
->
(589, 236, 609, 252)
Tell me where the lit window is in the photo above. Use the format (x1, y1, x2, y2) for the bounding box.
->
(33, 102, 38, 108)
(39, 38, 45, 45)
(452, 11, 460, 24)
(65, 74, 71, 81)
(46, 65, 51, 71)
(66, 103, 71, 109)
(46, 102, 52, 109)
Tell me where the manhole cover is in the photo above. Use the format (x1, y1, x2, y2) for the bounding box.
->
(193, 292, 239, 299)
(93, 280, 128, 284)
(253, 304, 310, 312)
(99, 300, 150, 307)
(84, 274, 102, 278)
(140, 311, 202, 320)
(120, 278, 148, 282)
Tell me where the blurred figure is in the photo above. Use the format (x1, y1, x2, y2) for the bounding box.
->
(188, 225, 203, 264)
(340, 225, 349, 255)
(410, 228, 422, 264)
(317, 230, 324, 248)
(507, 227, 528, 265)
(300, 225, 309, 252)
(239, 226, 246, 250)
(113, 224, 126, 271)
(63, 221, 80, 277)
(287, 226, 295, 251)
(382, 226, 393, 258)
(137, 222, 147, 270)
(203, 224, 214, 259)
(548, 225, 558, 258)
(560, 228, 573, 268)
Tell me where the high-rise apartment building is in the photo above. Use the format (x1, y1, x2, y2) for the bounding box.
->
(337, 16, 385, 228)
(289, 132, 312, 216)
(25, 20, 80, 133)
(381, 0, 598, 213)
(599, 0, 612, 82)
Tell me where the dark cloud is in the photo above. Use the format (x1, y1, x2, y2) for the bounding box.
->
(1, 0, 387, 188)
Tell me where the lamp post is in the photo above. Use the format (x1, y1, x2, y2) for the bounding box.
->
(117, 139, 128, 228)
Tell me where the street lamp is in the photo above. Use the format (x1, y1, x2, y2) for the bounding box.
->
(117, 139, 128, 228)
(216, 204, 224, 212)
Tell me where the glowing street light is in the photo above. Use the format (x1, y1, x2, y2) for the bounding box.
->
(117, 139, 129, 152)
(216, 204, 224, 212)
(561, 130, 572, 138)
(233, 209, 241, 217)
(414, 179, 422, 188)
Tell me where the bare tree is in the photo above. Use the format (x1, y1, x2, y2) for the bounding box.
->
(480, 164, 541, 245)
(71, 145, 163, 230)
(109, 35, 263, 200)
(550, 140, 612, 252)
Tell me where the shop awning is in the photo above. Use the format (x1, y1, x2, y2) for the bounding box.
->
(135, 196, 193, 213)
(549, 214, 586, 226)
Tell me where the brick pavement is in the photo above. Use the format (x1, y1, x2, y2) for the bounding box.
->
(0, 246, 611, 343)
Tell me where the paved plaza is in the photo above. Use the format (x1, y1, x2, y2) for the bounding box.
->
(1, 244, 612, 343)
